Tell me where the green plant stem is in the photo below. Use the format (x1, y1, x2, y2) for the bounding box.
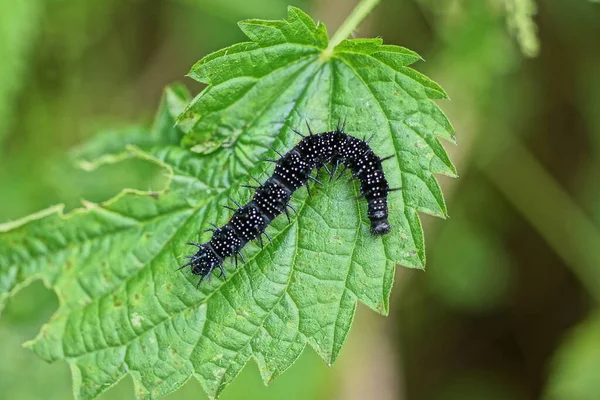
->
(478, 137, 600, 301)
(325, 0, 381, 55)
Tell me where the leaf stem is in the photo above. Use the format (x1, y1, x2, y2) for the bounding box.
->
(323, 0, 381, 57)
(478, 137, 600, 302)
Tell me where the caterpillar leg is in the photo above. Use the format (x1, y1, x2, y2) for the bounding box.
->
(262, 231, 273, 243)
(336, 164, 348, 180)
(330, 160, 341, 181)
(236, 250, 247, 264)
(308, 175, 322, 185)
(286, 204, 297, 215)
(305, 120, 314, 135)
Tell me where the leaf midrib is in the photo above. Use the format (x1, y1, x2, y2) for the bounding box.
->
(193, 58, 332, 393)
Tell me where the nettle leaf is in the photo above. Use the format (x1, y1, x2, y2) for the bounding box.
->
(0, 6, 455, 400)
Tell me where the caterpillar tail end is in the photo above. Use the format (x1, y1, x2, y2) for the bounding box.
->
(370, 220, 391, 235)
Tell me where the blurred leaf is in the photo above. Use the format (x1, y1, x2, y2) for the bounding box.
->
(43, 1, 120, 61)
(428, 215, 515, 313)
(70, 84, 191, 166)
(0, 0, 44, 144)
(0, 323, 72, 400)
(174, 0, 290, 19)
(578, 60, 600, 227)
(545, 313, 600, 400)
(432, 371, 527, 400)
(0, 6, 454, 400)
(503, 0, 540, 57)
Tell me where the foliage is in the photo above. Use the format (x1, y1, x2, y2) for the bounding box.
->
(0, 6, 454, 399)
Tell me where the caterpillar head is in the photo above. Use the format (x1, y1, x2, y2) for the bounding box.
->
(179, 243, 224, 285)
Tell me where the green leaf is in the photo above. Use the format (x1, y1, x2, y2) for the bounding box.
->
(180, 5, 456, 264)
(0, 6, 455, 400)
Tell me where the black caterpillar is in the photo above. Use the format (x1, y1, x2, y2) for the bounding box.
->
(179, 122, 397, 286)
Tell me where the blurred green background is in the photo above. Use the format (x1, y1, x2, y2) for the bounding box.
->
(1, 0, 600, 399)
